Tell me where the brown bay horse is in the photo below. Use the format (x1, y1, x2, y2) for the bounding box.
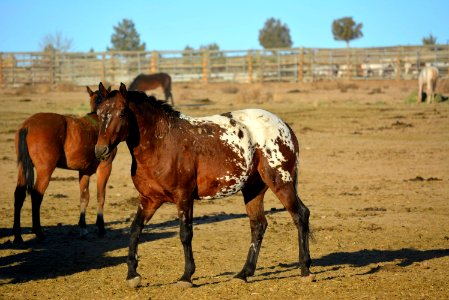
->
(94, 83, 313, 288)
(128, 72, 174, 106)
(13, 86, 117, 243)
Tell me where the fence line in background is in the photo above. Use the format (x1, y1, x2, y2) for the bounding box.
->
(0, 45, 448, 88)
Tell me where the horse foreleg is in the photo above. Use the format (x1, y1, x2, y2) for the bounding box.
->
(127, 197, 161, 288)
(235, 188, 268, 282)
(95, 160, 113, 237)
(78, 173, 90, 237)
(177, 200, 195, 287)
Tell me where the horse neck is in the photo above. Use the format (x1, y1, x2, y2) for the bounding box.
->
(127, 102, 170, 151)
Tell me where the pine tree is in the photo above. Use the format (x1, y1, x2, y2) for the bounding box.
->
(108, 19, 146, 51)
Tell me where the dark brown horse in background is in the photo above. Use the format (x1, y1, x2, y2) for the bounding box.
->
(128, 72, 174, 106)
(94, 83, 313, 288)
(13, 86, 117, 243)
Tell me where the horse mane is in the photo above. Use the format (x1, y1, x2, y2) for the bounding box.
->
(123, 90, 180, 119)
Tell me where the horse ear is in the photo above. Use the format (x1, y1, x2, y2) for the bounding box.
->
(86, 86, 94, 96)
(99, 82, 109, 98)
(119, 82, 127, 97)
(107, 86, 112, 92)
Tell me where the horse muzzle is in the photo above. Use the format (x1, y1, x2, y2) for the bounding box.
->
(95, 145, 111, 161)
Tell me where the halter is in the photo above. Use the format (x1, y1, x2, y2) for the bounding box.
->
(85, 112, 99, 127)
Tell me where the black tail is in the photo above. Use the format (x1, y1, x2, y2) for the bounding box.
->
(17, 128, 34, 193)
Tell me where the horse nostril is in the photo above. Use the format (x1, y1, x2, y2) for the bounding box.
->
(95, 145, 109, 160)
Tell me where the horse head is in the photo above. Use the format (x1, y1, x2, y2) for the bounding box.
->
(86, 84, 111, 113)
(95, 82, 130, 161)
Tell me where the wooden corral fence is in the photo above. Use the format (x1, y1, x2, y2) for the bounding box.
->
(0, 45, 448, 88)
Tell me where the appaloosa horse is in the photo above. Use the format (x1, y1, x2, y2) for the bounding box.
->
(128, 72, 174, 106)
(13, 86, 116, 243)
(94, 83, 312, 287)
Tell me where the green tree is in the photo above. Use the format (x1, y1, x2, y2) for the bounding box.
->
(332, 17, 363, 48)
(422, 33, 437, 45)
(108, 19, 146, 51)
(258, 18, 293, 49)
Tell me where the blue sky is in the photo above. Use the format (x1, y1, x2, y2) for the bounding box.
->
(1, 0, 448, 52)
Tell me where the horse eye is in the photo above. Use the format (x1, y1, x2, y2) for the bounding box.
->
(119, 112, 126, 119)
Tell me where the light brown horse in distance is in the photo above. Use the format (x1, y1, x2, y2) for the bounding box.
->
(418, 66, 439, 103)
(13, 86, 116, 243)
(128, 73, 174, 106)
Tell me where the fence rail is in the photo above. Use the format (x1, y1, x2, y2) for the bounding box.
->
(1, 45, 448, 88)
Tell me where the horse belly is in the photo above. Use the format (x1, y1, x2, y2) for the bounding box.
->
(196, 154, 251, 200)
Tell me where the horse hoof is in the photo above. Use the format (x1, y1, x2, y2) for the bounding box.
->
(127, 276, 141, 288)
(176, 280, 193, 288)
(301, 273, 316, 282)
(233, 272, 248, 282)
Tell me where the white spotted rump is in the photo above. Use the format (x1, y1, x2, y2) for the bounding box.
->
(180, 109, 296, 199)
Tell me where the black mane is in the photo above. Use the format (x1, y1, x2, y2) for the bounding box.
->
(125, 90, 180, 118)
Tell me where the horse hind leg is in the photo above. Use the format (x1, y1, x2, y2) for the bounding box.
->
(13, 166, 27, 243)
(260, 167, 313, 279)
(235, 182, 269, 282)
(31, 166, 54, 241)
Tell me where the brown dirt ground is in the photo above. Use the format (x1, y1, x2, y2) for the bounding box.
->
(0, 80, 448, 300)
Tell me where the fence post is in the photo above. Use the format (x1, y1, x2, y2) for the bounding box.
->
(247, 51, 253, 83)
(150, 51, 157, 73)
(202, 50, 209, 83)
(101, 53, 106, 83)
(258, 50, 263, 83)
(396, 47, 402, 80)
(49, 50, 55, 87)
(298, 48, 304, 82)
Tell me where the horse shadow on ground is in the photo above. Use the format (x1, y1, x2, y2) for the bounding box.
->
(0, 208, 283, 284)
(240, 247, 449, 284)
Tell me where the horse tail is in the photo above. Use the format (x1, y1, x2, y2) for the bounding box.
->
(17, 127, 34, 193)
